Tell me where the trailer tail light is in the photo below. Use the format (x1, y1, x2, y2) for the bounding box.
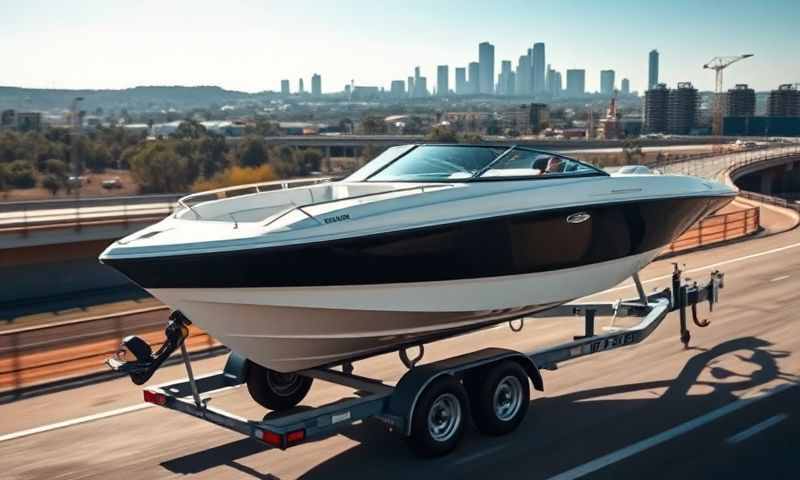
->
(143, 390, 167, 406)
(286, 429, 305, 445)
(259, 430, 283, 448)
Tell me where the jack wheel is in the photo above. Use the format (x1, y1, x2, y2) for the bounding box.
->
(408, 375, 468, 457)
(246, 361, 313, 411)
(467, 361, 530, 435)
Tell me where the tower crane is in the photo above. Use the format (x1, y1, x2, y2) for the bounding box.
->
(703, 54, 753, 136)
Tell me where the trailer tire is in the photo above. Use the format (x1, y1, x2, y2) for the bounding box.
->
(468, 361, 529, 436)
(408, 375, 468, 457)
(246, 362, 313, 411)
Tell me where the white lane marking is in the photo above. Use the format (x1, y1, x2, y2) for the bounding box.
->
(770, 275, 790, 283)
(591, 240, 800, 297)
(0, 383, 240, 443)
(545, 383, 797, 480)
(0, 402, 153, 443)
(725, 413, 789, 445)
(451, 444, 506, 466)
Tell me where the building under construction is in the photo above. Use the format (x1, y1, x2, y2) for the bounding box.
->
(645, 82, 699, 134)
(768, 84, 800, 117)
(726, 84, 755, 117)
(644, 83, 669, 133)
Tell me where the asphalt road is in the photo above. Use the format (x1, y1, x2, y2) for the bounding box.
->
(0, 204, 798, 479)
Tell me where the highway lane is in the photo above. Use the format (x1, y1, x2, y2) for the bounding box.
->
(1, 217, 799, 479)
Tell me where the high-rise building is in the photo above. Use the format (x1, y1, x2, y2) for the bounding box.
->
(390, 80, 406, 98)
(455, 67, 467, 95)
(532, 42, 546, 93)
(280, 79, 290, 96)
(645, 83, 669, 133)
(498, 60, 513, 96)
(299, 78, 305, 94)
(566, 69, 586, 97)
(767, 84, 800, 117)
(407, 76, 415, 98)
(667, 82, 699, 134)
(468, 61, 480, 95)
(412, 66, 429, 98)
(478, 42, 495, 94)
(515, 55, 531, 96)
(648, 50, 659, 89)
(727, 84, 755, 117)
(437, 65, 449, 96)
(621, 78, 630, 95)
(600, 70, 615, 95)
(311, 74, 322, 96)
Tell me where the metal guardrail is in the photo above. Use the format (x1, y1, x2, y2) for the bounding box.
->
(0, 305, 221, 392)
(665, 207, 760, 254)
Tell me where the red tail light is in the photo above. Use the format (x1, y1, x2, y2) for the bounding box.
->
(286, 429, 305, 445)
(143, 390, 167, 406)
(259, 430, 282, 448)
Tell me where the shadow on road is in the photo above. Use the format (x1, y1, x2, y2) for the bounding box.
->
(159, 336, 795, 479)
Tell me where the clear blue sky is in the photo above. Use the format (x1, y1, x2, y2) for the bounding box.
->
(1, 0, 797, 93)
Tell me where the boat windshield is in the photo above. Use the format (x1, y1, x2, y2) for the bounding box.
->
(350, 145, 605, 182)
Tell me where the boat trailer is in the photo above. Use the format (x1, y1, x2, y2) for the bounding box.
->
(108, 265, 724, 457)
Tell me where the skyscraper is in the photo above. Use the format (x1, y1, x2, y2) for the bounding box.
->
(407, 76, 414, 98)
(455, 67, 467, 95)
(298, 78, 305, 94)
(767, 84, 800, 117)
(311, 73, 321, 96)
(437, 65, 449, 96)
(478, 42, 495, 94)
(468, 61, 480, 94)
(648, 50, 659, 89)
(547, 66, 562, 97)
(566, 69, 586, 97)
(621, 78, 630, 95)
(280, 79, 290, 96)
(726, 84, 755, 116)
(390, 80, 405, 98)
(600, 70, 615, 95)
(498, 60, 513, 96)
(515, 55, 531, 96)
(532, 42, 545, 93)
(645, 83, 668, 133)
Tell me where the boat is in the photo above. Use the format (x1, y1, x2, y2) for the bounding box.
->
(100, 144, 736, 372)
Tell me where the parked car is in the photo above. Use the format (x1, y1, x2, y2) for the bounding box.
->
(101, 177, 123, 189)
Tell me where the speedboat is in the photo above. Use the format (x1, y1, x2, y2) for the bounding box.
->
(100, 144, 736, 372)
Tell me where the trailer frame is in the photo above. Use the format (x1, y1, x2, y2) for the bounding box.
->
(134, 266, 724, 453)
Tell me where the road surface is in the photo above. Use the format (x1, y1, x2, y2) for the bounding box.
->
(1, 203, 799, 479)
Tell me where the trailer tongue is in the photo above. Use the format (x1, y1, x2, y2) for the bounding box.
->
(108, 265, 724, 457)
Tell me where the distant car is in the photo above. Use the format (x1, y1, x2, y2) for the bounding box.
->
(616, 165, 659, 175)
(102, 177, 123, 189)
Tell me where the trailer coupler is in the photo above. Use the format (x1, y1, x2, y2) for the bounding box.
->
(106, 311, 192, 385)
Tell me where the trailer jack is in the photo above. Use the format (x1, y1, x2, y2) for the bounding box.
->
(106, 311, 192, 385)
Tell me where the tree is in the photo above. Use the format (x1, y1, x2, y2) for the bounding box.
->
(622, 139, 642, 164)
(299, 149, 322, 174)
(426, 127, 459, 143)
(360, 116, 386, 134)
(173, 120, 207, 140)
(129, 142, 198, 193)
(42, 174, 62, 196)
(5, 160, 36, 188)
(237, 135, 268, 167)
(44, 158, 69, 178)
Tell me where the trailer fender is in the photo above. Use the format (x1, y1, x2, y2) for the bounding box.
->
(388, 348, 543, 436)
(222, 352, 249, 386)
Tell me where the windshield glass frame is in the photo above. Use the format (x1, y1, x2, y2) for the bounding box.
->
(353, 144, 607, 183)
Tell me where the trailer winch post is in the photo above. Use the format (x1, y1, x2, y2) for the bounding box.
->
(180, 343, 203, 408)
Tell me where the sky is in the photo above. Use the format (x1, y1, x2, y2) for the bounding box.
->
(1, 0, 798, 93)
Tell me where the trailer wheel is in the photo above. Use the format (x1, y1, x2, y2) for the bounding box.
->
(408, 375, 468, 457)
(246, 362, 313, 411)
(468, 361, 529, 435)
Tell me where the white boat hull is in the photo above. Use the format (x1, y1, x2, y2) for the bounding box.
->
(149, 247, 660, 372)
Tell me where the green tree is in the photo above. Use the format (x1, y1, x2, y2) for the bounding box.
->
(42, 174, 63, 196)
(426, 127, 459, 143)
(237, 136, 268, 167)
(173, 120, 207, 140)
(129, 142, 197, 193)
(6, 160, 36, 188)
(44, 158, 69, 178)
(360, 116, 386, 134)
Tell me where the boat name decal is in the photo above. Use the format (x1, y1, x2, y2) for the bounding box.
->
(566, 212, 591, 224)
(323, 214, 351, 224)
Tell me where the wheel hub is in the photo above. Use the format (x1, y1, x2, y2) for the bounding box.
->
(494, 375, 523, 421)
(427, 393, 461, 442)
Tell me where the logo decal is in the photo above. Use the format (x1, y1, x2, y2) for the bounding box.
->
(566, 212, 591, 224)
(323, 214, 351, 224)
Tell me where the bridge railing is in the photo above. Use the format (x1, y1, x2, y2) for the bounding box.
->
(0, 199, 177, 232)
(665, 207, 760, 254)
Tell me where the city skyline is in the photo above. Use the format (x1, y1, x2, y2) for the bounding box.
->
(2, 0, 798, 93)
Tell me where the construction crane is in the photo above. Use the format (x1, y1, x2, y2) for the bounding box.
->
(703, 54, 753, 136)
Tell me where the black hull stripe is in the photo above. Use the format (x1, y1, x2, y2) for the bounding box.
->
(103, 195, 732, 288)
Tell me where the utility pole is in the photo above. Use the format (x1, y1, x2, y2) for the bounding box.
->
(703, 54, 753, 136)
(70, 97, 84, 178)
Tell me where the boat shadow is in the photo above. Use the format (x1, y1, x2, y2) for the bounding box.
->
(159, 336, 794, 479)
